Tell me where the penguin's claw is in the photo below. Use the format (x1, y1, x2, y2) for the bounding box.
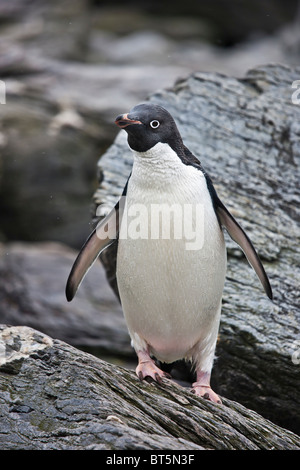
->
(136, 360, 171, 384)
(191, 383, 222, 404)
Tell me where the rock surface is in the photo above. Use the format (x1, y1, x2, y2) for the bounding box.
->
(0, 242, 130, 357)
(1, 325, 300, 450)
(93, 63, 300, 435)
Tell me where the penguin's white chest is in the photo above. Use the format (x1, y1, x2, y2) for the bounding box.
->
(116, 143, 226, 363)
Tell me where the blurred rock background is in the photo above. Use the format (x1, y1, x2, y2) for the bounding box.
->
(0, 0, 299, 248)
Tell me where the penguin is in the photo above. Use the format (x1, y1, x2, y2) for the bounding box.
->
(66, 103, 272, 404)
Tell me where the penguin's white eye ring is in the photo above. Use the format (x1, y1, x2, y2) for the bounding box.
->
(150, 120, 160, 129)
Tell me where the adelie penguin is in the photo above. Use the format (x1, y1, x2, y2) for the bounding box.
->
(66, 103, 272, 404)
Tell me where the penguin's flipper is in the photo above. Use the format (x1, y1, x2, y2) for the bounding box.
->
(216, 200, 273, 300)
(65, 204, 119, 302)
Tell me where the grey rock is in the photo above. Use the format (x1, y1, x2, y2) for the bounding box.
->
(0, 242, 130, 357)
(93, 63, 300, 435)
(0, 325, 299, 450)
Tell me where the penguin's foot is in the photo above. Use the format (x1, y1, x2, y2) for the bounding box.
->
(191, 370, 222, 404)
(191, 383, 222, 404)
(136, 351, 171, 384)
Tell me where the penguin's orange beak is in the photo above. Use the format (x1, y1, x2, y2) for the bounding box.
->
(115, 113, 142, 128)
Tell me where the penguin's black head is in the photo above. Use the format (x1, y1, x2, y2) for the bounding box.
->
(115, 103, 183, 153)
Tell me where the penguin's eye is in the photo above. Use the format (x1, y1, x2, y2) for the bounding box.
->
(150, 120, 160, 129)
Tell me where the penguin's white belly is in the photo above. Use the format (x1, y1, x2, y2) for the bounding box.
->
(116, 144, 227, 363)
